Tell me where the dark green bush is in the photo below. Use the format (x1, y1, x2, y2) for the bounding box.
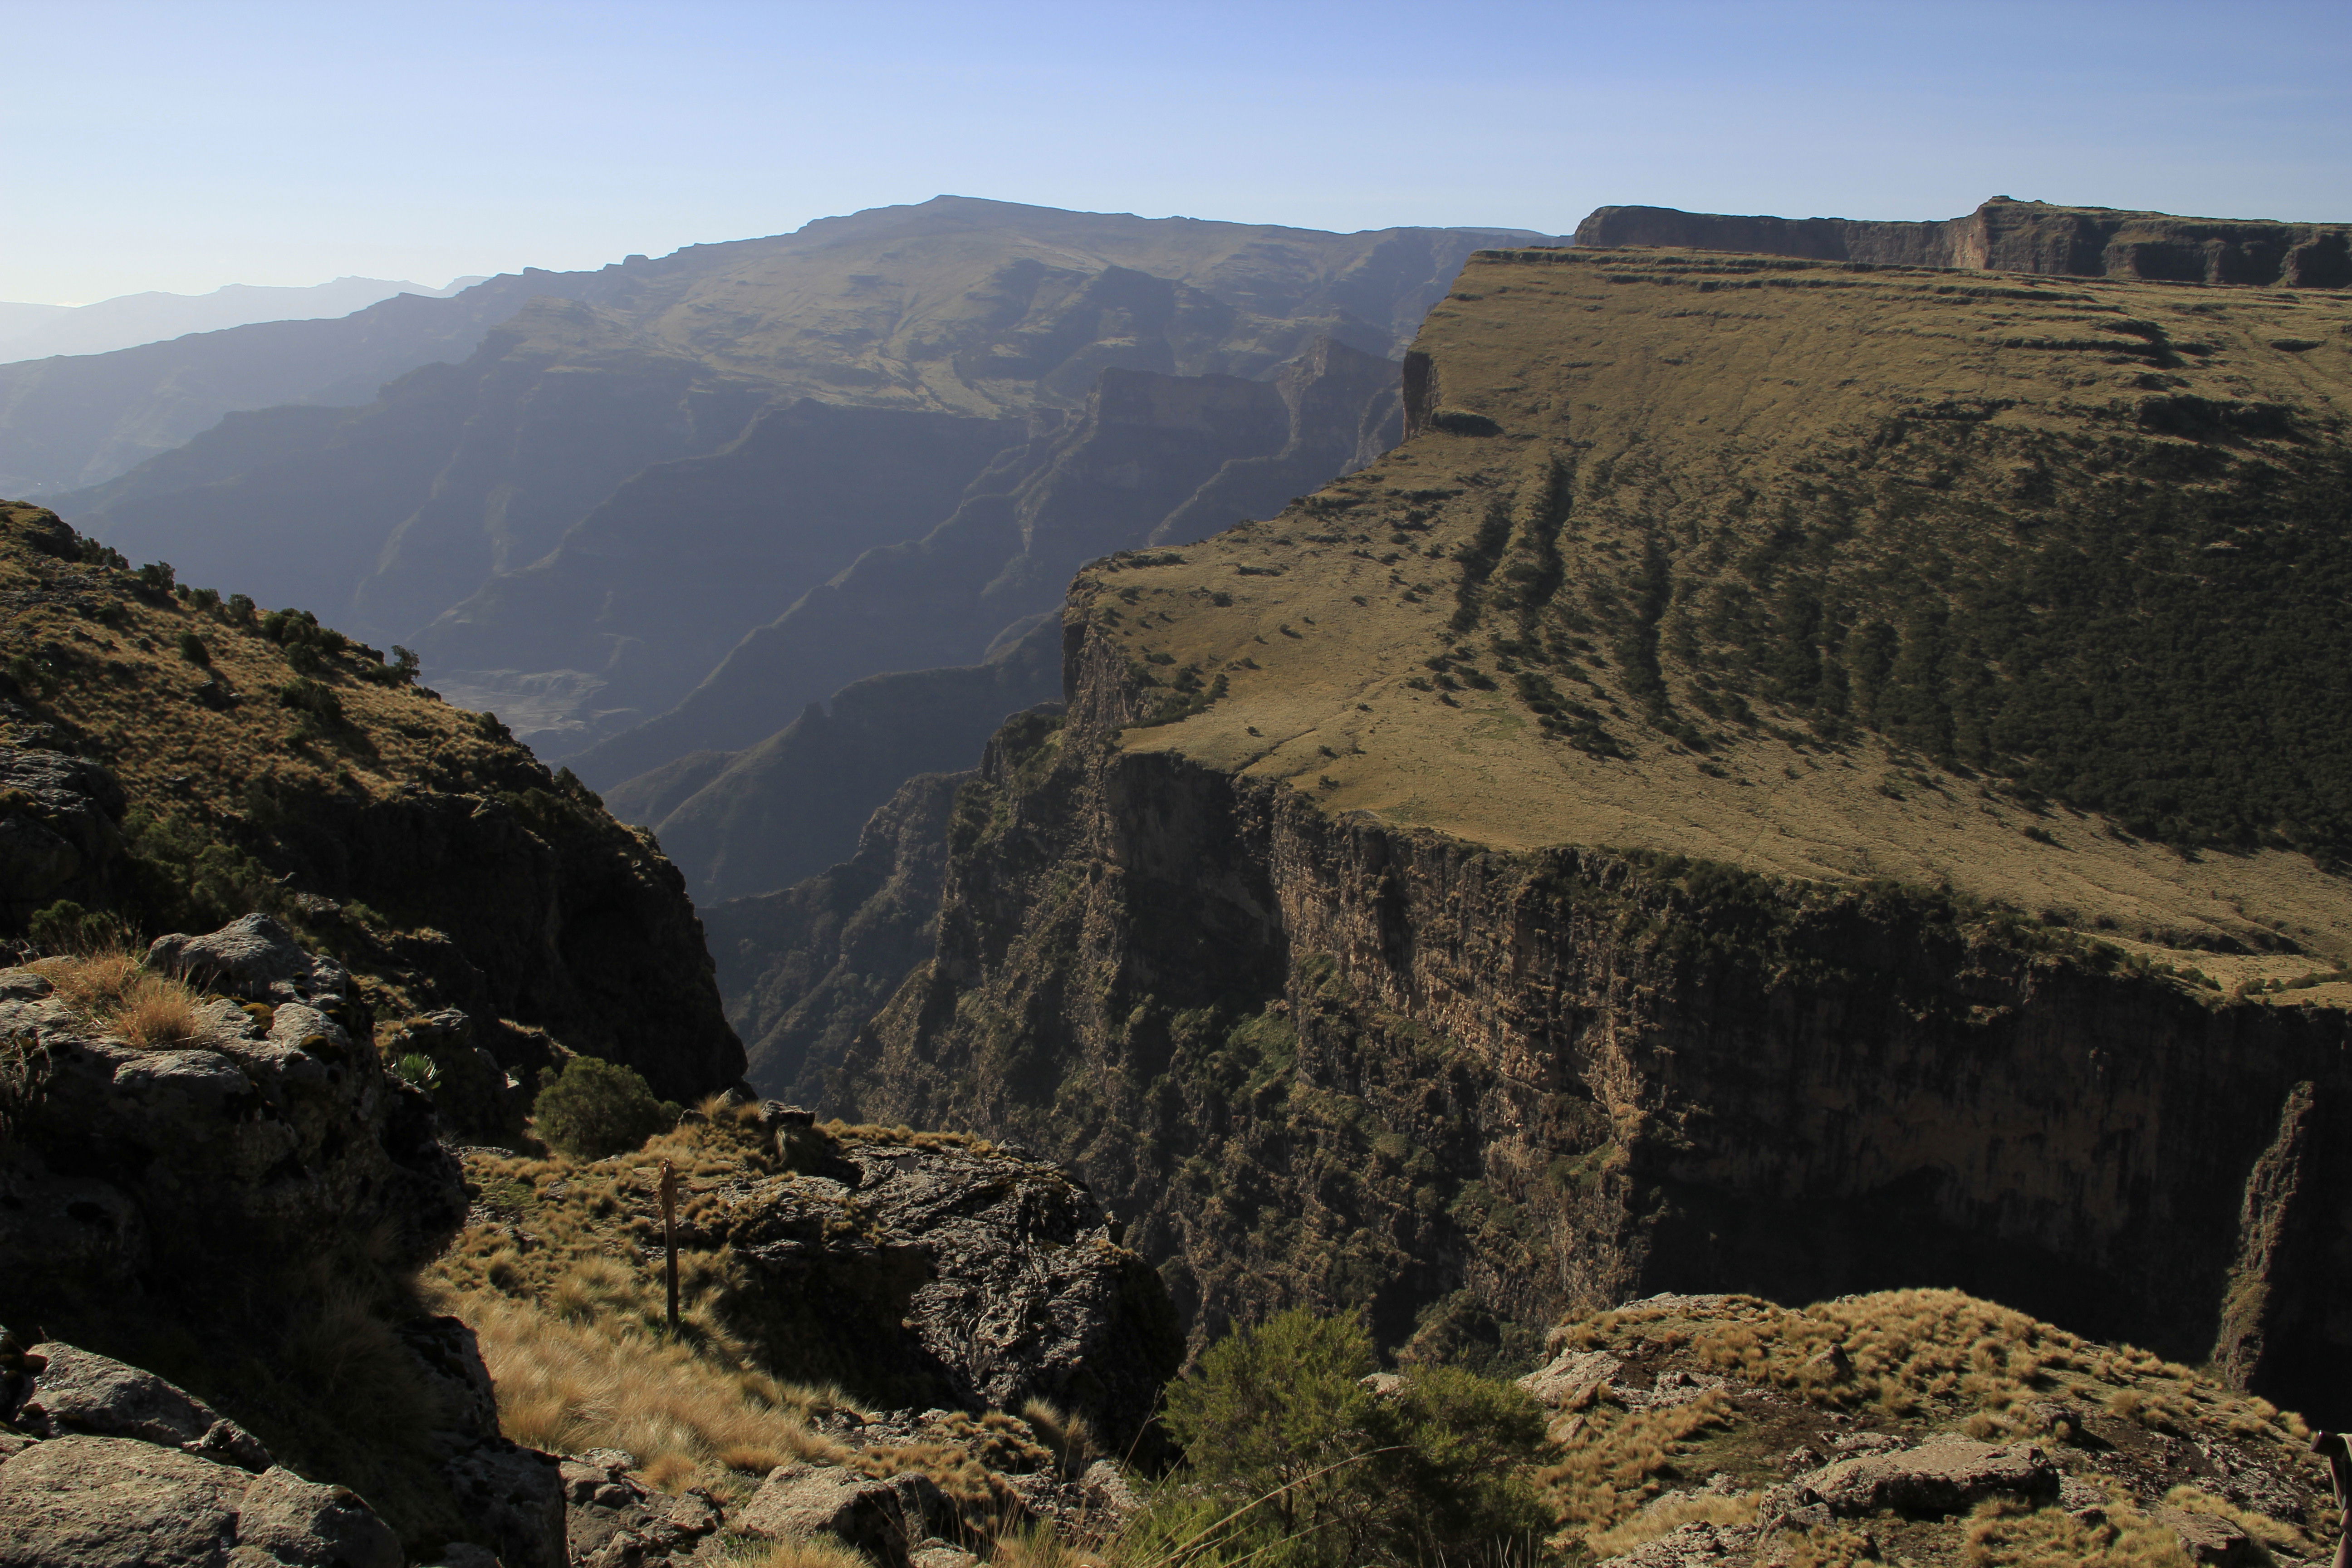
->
(1145, 1307, 1548, 1568)
(532, 1057, 675, 1159)
(177, 631, 211, 667)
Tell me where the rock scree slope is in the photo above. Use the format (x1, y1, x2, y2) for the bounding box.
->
(820, 241, 2352, 1422)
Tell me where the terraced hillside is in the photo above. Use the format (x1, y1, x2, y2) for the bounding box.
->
(826, 245, 2352, 1421)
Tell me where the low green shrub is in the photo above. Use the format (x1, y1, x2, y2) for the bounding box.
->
(1142, 1306, 1547, 1568)
(533, 1057, 676, 1159)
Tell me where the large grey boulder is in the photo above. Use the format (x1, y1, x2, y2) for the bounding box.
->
(736, 1459, 948, 1565)
(0, 1434, 246, 1568)
(26, 1342, 272, 1471)
(1801, 1437, 2058, 1516)
(147, 914, 349, 1007)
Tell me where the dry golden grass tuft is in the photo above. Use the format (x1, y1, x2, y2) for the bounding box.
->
(1583, 1488, 1759, 1558)
(709, 1537, 874, 1568)
(1962, 1489, 2188, 1567)
(440, 1279, 846, 1490)
(1533, 1386, 1739, 1539)
(30, 946, 220, 1050)
(425, 1108, 860, 1495)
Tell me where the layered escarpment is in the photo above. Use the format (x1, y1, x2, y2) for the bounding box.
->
(826, 245, 2352, 1421)
(1577, 195, 2352, 289)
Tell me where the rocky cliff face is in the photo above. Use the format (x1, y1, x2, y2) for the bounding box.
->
(1576, 195, 2352, 288)
(823, 239, 2352, 1424)
(702, 768, 975, 1095)
(838, 686, 2352, 1417)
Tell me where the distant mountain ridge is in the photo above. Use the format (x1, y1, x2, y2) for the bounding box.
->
(0, 275, 480, 365)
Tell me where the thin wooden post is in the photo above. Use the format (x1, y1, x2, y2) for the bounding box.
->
(659, 1160, 679, 1334)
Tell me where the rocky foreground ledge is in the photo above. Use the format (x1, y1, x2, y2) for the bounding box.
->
(0, 913, 1175, 1563)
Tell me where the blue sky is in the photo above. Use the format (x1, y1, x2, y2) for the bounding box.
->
(4, 0, 2347, 303)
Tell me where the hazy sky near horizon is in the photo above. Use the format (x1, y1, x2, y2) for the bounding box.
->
(3, 0, 2347, 304)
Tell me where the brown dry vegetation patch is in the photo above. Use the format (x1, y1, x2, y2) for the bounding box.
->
(28, 946, 224, 1049)
(428, 1105, 1048, 1513)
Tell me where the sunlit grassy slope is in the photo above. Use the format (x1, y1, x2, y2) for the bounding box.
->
(1078, 247, 2352, 990)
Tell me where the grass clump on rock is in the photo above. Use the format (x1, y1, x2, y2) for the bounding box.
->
(531, 1055, 679, 1158)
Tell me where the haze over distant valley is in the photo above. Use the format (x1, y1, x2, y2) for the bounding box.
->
(0, 274, 481, 365)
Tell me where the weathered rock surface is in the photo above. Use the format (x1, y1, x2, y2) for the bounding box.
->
(2157, 1504, 2259, 1565)
(230, 1465, 405, 1568)
(558, 1449, 722, 1568)
(1798, 1437, 2058, 1515)
(24, 1343, 272, 1471)
(1575, 196, 2352, 288)
(395, 1314, 566, 1568)
(146, 914, 348, 1007)
(736, 1459, 949, 1566)
(0, 744, 126, 925)
(698, 1123, 1182, 1447)
(1593, 1521, 1751, 1567)
(0, 1433, 401, 1568)
(0, 922, 464, 1286)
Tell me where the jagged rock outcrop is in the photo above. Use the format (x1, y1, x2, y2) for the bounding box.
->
(1574, 195, 2352, 288)
(454, 1109, 1182, 1450)
(826, 241, 2352, 1421)
(1528, 1291, 2335, 1566)
(0, 940, 461, 1287)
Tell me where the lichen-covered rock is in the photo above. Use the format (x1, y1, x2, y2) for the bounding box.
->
(230, 1465, 402, 1568)
(147, 914, 349, 1007)
(1799, 1437, 2059, 1516)
(0, 1433, 400, 1568)
(2157, 1504, 2259, 1566)
(0, 1433, 247, 1568)
(736, 1460, 949, 1566)
(0, 919, 464, 1285)
(26, 1342, 272, 1471)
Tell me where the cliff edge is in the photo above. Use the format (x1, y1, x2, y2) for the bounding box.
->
(827, 242, 2352, 1423)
